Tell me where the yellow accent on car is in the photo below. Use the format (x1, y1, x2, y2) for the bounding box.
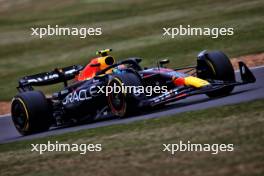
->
(206, 59, 216, 75)
(15, 98, 29, 131)
(108, 77, 126, 96)
(96, 48, 112, 56)
(97, 56, 115, 70)
(184, 76, 210, 88)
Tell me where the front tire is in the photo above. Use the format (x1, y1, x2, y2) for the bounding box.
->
(197, 51, 235, 97)
(107, 71, 145, 117)
(11, 91, 52, 135)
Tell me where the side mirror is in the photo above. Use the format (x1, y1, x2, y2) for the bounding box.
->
(159, 59, 170, 67)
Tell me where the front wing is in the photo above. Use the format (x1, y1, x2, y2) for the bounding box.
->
(140, 62, 256, 107)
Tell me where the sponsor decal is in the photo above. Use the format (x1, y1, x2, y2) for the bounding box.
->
(62, 85, 97, 105)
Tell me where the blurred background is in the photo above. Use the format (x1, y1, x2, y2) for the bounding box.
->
(0, 0, 263, 100)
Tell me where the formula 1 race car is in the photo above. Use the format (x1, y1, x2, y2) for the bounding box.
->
(11, 49, 256, 135)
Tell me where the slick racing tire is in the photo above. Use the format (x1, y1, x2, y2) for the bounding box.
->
(11, 91, 52, 135)
(107, 72, 145, 117)
(197, 51, 235, 97)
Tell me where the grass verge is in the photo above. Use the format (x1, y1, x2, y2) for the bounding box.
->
(0, 99, 264, 176)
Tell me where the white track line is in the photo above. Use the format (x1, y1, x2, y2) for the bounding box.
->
(235, 65, 264, 73)
(0, 113, 10, 118)
(248, 65, 264, 70)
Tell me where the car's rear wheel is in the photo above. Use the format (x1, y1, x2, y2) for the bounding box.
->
(11, 91, 52, 135)
(107, 71, 145, 117)
(197, 51, 235, 97)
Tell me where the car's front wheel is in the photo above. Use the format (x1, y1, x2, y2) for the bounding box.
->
(107, 71, 145, 117)
(197, 51, 235, 97)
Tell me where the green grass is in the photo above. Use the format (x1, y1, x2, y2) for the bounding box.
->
(0, 99, 264, 176)
(0, 0, 264, 100)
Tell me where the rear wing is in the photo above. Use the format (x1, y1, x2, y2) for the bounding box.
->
(17, 65, 83, 92)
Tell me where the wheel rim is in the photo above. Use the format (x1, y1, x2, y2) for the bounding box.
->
(107, 78, 126, 116)
(110, 88, 124, 110)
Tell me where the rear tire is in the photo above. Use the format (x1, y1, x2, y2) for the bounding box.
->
(11, 91, 52, 135)
(197, 51, 235, 97)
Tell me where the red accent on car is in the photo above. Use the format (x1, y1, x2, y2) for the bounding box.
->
(175, 93, 187, 99)
(173, 77, 185, 86)
(76, 58, 100, 81)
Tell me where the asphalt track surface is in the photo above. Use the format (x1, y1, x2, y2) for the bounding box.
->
(0, 67, 264, 144)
